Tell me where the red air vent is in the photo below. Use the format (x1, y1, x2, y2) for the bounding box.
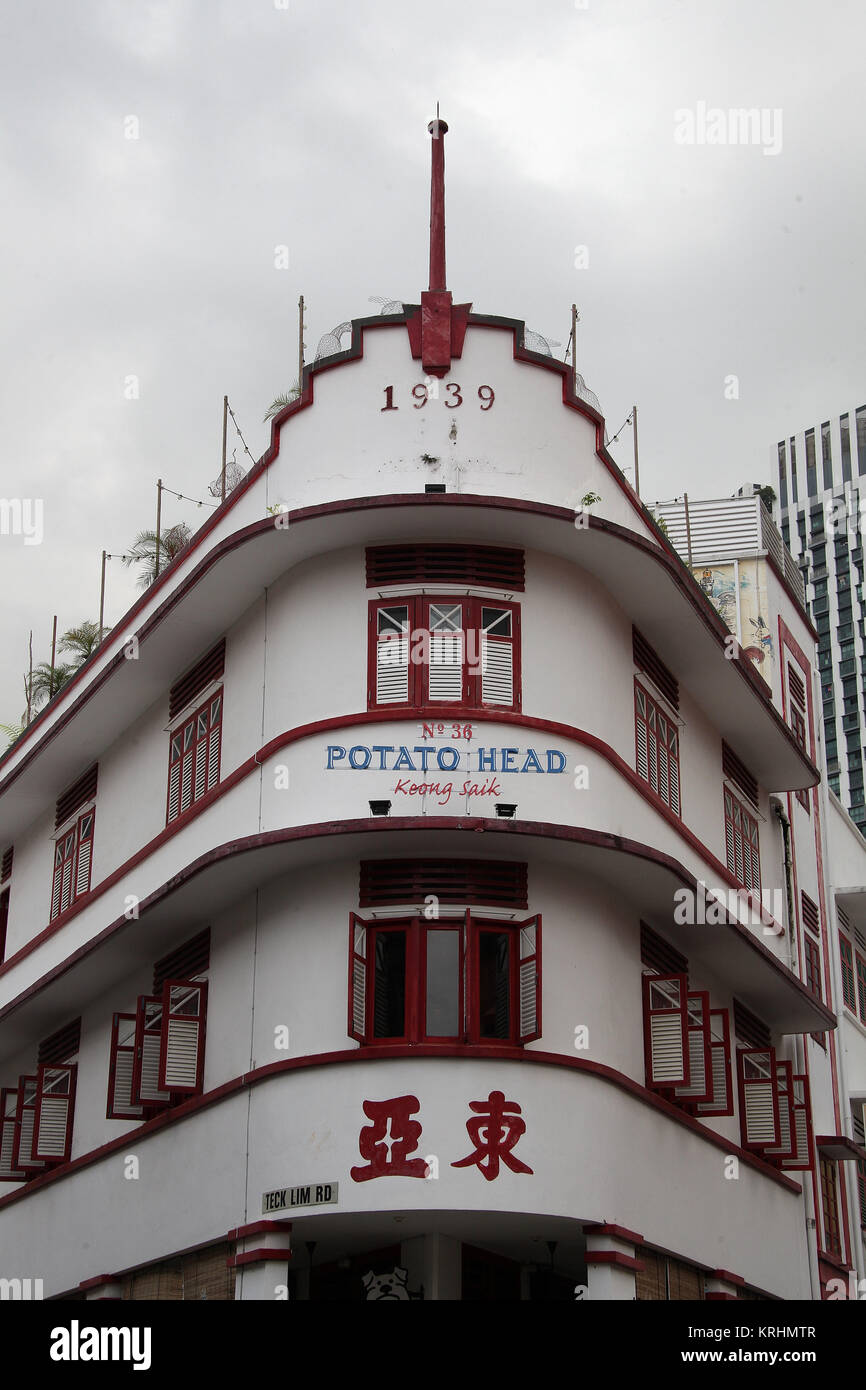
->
(722, 742, 759, 809)
(169, 641, 226, 721)
(0, 847, 12, 884)
(359, 859, 528, 909)
(633, 628, 679, 711)
(733, 998, 771, 1050)
(788, 666, 805, 710)
(640, 922, 688, 976)
(38, 1017, 82, 1065)
(153, 928, 211, 992)
(55, 766, 98, 830)
(837, 905, 851, 934)
(801, 893, 820, 938)
(366, 545, 525, 591)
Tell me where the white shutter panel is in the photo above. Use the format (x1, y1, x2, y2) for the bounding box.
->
(14, 1077, 45, 1171)
(376, 607, 410, 704)
(517, 917, 541, 1042)
(674, 992, 713, 1102)
(194, 713, 208, 800)
(107, 1013, 145, 1120)
(75, 813, 94, 898)
(738, 1047, 780, 1147)
(428, 604, 463, 702)
(480, 607, 515, 706)
(168, 759, 181, 821)
(33, 1064, 76, 1162)
(0, 1088, 26, 1181)
(51, 843, 64, 919)
(643, 974, 689, 1087)
(764, 1062, 796, 1161)
(782, 1075, 813, 1170)
(635, 689, 649, 780)
(133, 996, 171, 1106)
(207, 696, 222, 790)
(349, 915, 368, 1042)
(159, 980, 208, 1093)
(696, 1009, 733, 1116)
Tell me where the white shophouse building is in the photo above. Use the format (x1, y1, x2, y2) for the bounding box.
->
(0, 123, 859, 1302)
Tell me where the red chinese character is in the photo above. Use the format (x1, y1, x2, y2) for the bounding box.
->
(451, 1090, 533, 1181)
(350, 1095, 429, 1182)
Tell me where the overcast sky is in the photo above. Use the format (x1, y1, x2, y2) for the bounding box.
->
(1, 0, 864, 723)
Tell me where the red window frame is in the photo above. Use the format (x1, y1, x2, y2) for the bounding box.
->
(166, 690, 223, 825)
(367, 596, 521, 713)
(819, 1156, 842, 1258)
(0, 1087, 27, 1181)
(50, 808, 95, 922)
(857, 1156, 866, 1229)
(12, 1076, 47, 1173)
(695, 1008, 734, 1117)
(106, 1013, 145, 1121)
(857, 952, 866, 1025)
(839, 936, 856, 1013)
(673, 991, 714, 1107)
(158, 980, 208, 1094)
(634, 681, 681, 816)
(642, 973, 689, 1091)
(0, 887, 8, 965)
(32, 1063, 77, 1164)
(723, 788, 761, 894)
(804, 934, 822, 1001)
(787, 663, 811, 811)
(347, 911, 540, 1046)
(736, 1047, 781, 1151)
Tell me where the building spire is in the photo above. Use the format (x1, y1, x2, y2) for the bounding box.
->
(427, 106, 448, 292)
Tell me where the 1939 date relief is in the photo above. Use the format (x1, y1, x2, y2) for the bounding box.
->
(381, 384, 494, 411)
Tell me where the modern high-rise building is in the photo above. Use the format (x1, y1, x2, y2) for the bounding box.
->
(0, 122, 862, 1304)
(775, 409, 866, 838)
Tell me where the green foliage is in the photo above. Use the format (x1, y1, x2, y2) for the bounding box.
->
(122, 523, 192, 591)
(264, 384, 301, 422)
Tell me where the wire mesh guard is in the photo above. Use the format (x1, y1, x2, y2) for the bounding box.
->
(207, 457, 245, 498)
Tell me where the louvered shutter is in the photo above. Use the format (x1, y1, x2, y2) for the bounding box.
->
(480, 607, 515, 707)
(107, 1013, 145, 1120)
(674, 992, 713, 1103)
(763, 1061, 796, 1162)
(167, 733, 183, 822)
(782, 1075, 814, 1170)
(737, 1047, 781, 1148)
(132, 996, 171, 1106)
(646, 702, 659, 793)
(33, 1063, 76, 1163)
(194, 707, 209, 800)
(0, 1088, 27, 1181)
(179, 721, 195, 814)
(375, 605, 410, 704)
(428, 602, 464, 702)
(635, 688, 649, 779)
(348, 914, 369, 1042)
(642, 974, 689, 1088)
(517, 916, 541, 1043)
(12, 1077, 46, 1171)
(667, 726, 681, 816)
(75, 811, 94, 898)
(158, 980, 208, 1093)
(207, 694, 222, 790)
(696, 1009, 733, 1116)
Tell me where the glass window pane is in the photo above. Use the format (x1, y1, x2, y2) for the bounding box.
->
(479, 932, 510, 1039)
(481, 607, 511, 636)
(378, 606, 409, 635)
(425, 930, 460, 1036)
(373, 931, 406, 1038)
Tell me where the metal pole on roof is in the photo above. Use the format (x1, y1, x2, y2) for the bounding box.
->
(632, 405, 640, 498)
(220, 397, 228, 503)
(298, 295, 305, 396)
(154, 479, 163, 584)
(683, 492, 693, 567)
(98, 550, 107, 642)
(49, 614, 58, 700)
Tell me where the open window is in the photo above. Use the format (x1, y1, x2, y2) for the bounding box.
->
(695, 1009, 734, 1117)
(642, 973, 689, 1090)
(736, 1047, 781, 1150)
(348, 911, 539, 1047)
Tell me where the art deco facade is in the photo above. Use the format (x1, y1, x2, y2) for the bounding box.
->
(0, 124, 861, 1302)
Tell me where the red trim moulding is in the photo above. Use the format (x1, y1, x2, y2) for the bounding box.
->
(0, 494, 818, 801)
(705, 1292, 738, 1301)
(583, 1222, 643, 1246)
(710, 1267, 745, 1286)
(585, 1250, 644, 1272)
(0, 1045, 804, 1214)
(0, 713, 827, 1009)
(227, 1219, 293, 1241)
(227, 1248, 292, 1270)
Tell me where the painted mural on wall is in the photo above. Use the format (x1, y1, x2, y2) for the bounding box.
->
(694, 559, 773, 683)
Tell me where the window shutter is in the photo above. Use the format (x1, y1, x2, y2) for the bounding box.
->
(763, 1061, 796, 1163)
(55, 764, 98, 830)
(107, 1013, 145, 1120)
(0, 888, 8, 965)
(366, 544, 525, 590)
(207, 694, 222, 790)
(51, 830, 75, 919)
(38, 1018, 81, 1066)
(696, 1009, 733, 1116)
(839, 936, 856, 1011)
(359, 859, 528, 910)
(635, 687, 649, 781)
(427, 602, 464, 702)
(732, 999, 771, 1050)
(722, 742, 759, 808)
(633, 628, 679, 710)
(640, 923, 688, 976)
(168, 735, 182, 821)
(75, 811, 95, 898)
(0, 1087, 27, 1181)
(0, 846, 12, 885)
(349, 914, 369, 1042)
(374, 605, 410, 704)
(480, 607, 515, 707)
(782, 1075, 814, 1170)
(132, 996, 171, 1107)
(12, 1077, 46, 1172)
(158, 980, 208, 1093)
(33, 1063, 76, 1163)
(180, 721, 195, 814)
(517, 916, 541, 1043)
(737, 1047, 781, 1148)
(674, 992, 713, 1104)
(153, 929, 211, 993)
(642, 974, 689, 1089)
